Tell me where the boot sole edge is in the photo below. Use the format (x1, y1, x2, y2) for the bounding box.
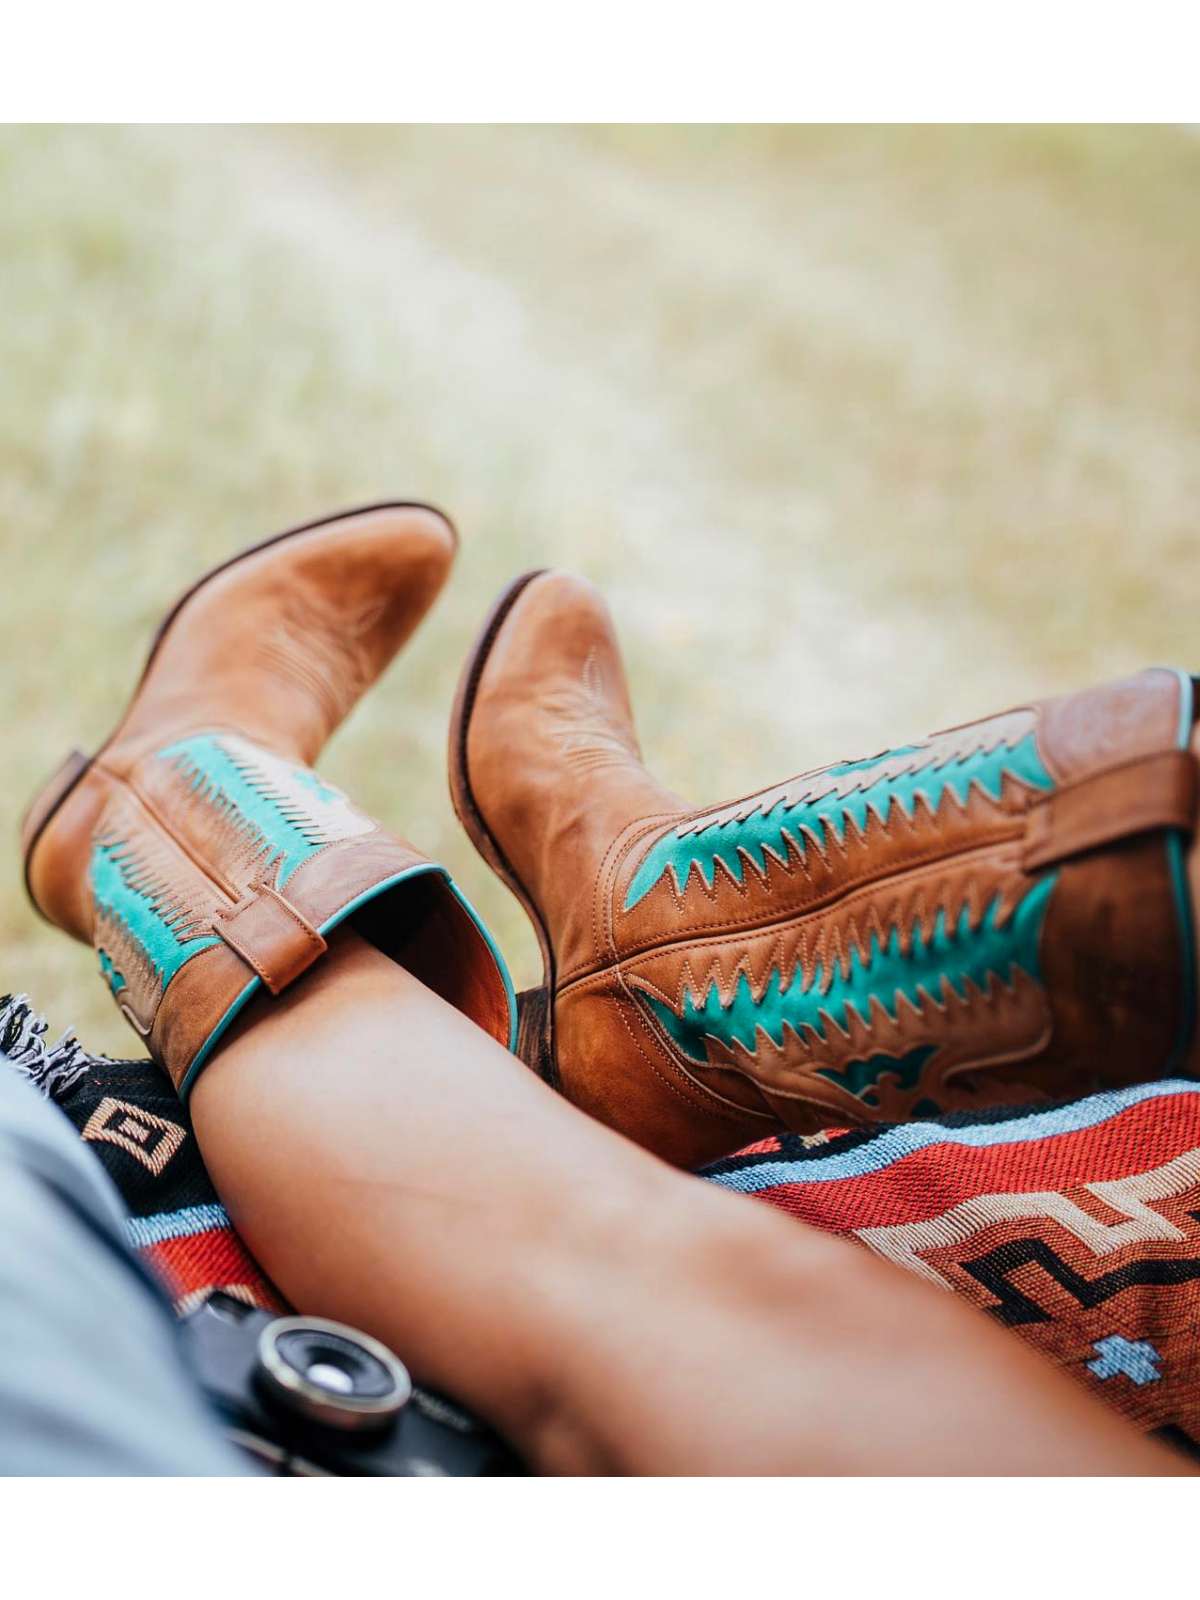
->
(448, 568, 559, 1082)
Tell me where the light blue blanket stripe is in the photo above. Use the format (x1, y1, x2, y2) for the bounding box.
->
(124, 1202, 231, 1249)
(704, 1078, 1200, 1194)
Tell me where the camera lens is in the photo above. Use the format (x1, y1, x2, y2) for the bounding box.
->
(256, 1316, 412, 1433)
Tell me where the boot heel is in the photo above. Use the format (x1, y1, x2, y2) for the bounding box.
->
(516, 985, 557, 1089)
(20, 749, 90, 868)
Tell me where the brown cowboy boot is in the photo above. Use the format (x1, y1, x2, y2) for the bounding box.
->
(23, 504, 515, 1098)
(451, 570, 1199, 1168)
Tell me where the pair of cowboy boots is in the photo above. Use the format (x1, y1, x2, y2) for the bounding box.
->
(23, 510, 1200, 1168)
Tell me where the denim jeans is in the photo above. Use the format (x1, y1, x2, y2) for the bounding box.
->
(0, 1067, 246, 1475)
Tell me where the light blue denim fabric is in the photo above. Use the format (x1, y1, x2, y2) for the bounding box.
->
(0, 1067, 247, 1475)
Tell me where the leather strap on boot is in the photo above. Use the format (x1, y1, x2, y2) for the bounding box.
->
(1023, 749, 1197, 869)
(86, 732, 515, 1097)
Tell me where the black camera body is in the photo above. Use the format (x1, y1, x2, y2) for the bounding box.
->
(182, 1292, 523, 1477)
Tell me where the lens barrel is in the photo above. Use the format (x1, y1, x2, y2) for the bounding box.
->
(255, 1315, 413, 1434)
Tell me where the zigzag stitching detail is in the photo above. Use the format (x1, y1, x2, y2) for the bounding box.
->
(643, 874, 1057, 1062)
(675, 715, 1040, 837)
(93, 902, 168, 1012)
(173, 767, 283, 883)
(164, 740, 365, 894)
(663, 947, 1024, 1052)
(174, 754, 333, 850)
(695, 969, 1040, 1086)
(89, 829, 222, 1021)
(92, 834, 211, 948)
(626, 731, 1051, 910)
(660, 964, 1030, 1066)
(643, 867, 1010, 1018)
(682, 756, 1030, 883)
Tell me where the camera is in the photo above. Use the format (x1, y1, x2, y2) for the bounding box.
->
(182, 1291, 524, 1476)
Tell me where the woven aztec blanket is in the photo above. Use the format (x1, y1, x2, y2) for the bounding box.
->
(4, 993, 1199, 1461)
(1, 995, 283, 1317)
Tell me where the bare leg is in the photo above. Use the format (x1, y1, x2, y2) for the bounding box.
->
(190, 930, 1186, 1475)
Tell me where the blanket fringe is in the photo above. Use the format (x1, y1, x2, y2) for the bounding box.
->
(0, 993, 93, 1102)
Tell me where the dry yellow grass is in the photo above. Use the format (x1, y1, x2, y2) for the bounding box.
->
(2, 124, 1198, 1051)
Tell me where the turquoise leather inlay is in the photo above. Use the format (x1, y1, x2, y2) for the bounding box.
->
(645, 873, 1058, 1072)
(158, 734, 369, 889)
(98, 948, 127, 997)
(813, 1044, 935, 1105)
(91, 838, 218, 991)
(625, 733, 1053, 910)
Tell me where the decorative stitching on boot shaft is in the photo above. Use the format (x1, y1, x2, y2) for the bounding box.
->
(88, 735, 376, 1035)
(90, 833, 220, 1022)
(156, 733, 375, 888)
(641, 875, 1057, 1075)
(624, 728, 1053, 911)
(253, 591, 388, 730)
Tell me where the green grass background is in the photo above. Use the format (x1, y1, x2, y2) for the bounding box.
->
(2, 124, 1198, 1052)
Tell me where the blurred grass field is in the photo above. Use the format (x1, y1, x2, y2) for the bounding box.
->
(2, 124, 1199, 1053)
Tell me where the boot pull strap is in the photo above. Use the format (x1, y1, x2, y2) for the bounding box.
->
(214, 884, 328, 994)
(1023, 748, 1197, 871)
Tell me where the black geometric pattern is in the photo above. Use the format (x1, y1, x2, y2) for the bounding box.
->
(963, 1236, 1200, 1327)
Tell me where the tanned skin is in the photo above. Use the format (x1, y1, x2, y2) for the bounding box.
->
(191, 929, 1187, 1476)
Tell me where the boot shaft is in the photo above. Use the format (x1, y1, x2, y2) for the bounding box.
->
(570, 669, 1197, 1132)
